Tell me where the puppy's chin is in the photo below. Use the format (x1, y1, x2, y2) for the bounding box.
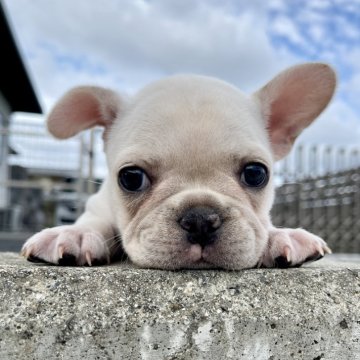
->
(120, 194, 268, 270)
(124, 239, 264, 270)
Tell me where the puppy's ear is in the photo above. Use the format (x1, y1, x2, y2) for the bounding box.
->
(47, 86, 121, 139)
(253, 63, 336, 160)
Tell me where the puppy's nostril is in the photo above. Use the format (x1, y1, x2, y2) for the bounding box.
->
(206, 214, 222, 230)
(179, 217, 197, 233)
(179, 206, 222, 246)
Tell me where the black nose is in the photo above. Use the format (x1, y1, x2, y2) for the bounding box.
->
(179, 206, 222, 247)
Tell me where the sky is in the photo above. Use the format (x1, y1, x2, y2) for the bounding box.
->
(3, 0, 360, 174)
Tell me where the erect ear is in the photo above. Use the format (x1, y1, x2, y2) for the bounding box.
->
(47, 86, 121, 139)
(253, 63, 336, 160)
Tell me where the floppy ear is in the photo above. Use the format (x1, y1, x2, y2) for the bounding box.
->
(47, 86, 121, 139)
(253, 63, 336, 160)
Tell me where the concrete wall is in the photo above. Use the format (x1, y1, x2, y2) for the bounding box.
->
(0, 253, 359, 360)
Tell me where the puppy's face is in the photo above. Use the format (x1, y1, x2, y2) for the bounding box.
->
(106, 77, 274, 269)
(48, 63, 336, 269)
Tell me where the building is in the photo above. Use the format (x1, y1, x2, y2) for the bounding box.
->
(0, 3, 42, 248)
(0, 2, 42, 210)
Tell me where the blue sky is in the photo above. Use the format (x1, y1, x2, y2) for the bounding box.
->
(4, 0, 360, 148)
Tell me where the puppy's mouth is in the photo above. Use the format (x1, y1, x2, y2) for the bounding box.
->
(186, 244, 204, 262)
(185, 244, 215, 267)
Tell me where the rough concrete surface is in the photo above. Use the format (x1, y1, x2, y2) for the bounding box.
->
(0, 252, 359, 360)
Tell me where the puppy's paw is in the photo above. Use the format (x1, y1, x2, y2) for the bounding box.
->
(260, 228, 332, 268)
(21, 226, 110, 266)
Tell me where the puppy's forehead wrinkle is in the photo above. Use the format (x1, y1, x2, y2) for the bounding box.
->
(107, 74, 271, 165)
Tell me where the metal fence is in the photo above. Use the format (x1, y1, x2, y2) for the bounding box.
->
(0, 120, 103, 240)
(272, 145, 360, 253)
(272, 167, 360, 253)
(0, 119, 359, 253)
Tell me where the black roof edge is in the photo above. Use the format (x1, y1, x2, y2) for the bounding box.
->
(0, 2, 42, 114)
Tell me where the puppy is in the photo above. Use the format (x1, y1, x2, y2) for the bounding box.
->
(21, 63, 335, 269)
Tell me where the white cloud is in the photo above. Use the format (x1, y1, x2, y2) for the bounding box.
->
(4, 0, 297, 110)
(271, 15, 307, 47)
(297, 99, 360, 145)
(308, 24, 325, 43)
(347, 72, 360, 99)
(3, 0, 360, 148)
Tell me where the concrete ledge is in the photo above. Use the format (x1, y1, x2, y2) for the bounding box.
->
(0, 253, 359, 360)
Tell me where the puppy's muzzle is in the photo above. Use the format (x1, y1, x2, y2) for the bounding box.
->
(178, 206, 222, 247)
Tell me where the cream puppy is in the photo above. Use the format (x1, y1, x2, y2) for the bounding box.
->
(21, 63, 335, 269)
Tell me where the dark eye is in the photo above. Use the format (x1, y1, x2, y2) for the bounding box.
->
(118, 166, 150, 192)
(241, 162, 268, 188)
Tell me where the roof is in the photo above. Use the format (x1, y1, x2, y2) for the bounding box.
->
(0, 3, 42, 114)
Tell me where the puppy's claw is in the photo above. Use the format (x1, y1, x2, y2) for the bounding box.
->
(85, 251, 92, 266)
(24, 247, 32, 259)
(324, 245, 332, 254)
(58, 245, 65, 259)
(283, 246, 291, 263)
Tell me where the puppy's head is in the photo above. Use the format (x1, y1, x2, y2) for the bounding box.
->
(48, 63, 336, 269)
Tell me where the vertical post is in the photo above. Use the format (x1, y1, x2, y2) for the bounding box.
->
(76, 134, 85, 218)
(295, 144, 304, 180)
(324, 146, 332, 174)
(87, 129, 95, 195)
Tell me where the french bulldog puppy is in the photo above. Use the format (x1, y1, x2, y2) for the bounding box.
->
(21, 63, 335, 269)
